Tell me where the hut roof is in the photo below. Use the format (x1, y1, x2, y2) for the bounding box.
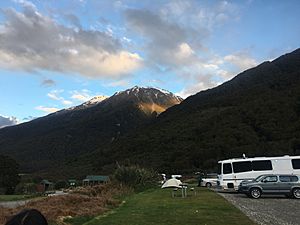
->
(40, 179, 53, 185)
(83, 175, 109, 182)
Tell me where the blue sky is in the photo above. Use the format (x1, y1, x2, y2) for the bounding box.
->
(0, 0, 299, 127)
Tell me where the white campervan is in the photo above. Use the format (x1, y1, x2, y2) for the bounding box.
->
(217, 155, 300, 190)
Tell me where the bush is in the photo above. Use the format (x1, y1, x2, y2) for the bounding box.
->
(114, 165, 157, 191)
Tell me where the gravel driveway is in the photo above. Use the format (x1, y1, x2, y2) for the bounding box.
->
(218, 192, 300, 225)
(0, 191, 67, 209)
(0, 200, 31, 208)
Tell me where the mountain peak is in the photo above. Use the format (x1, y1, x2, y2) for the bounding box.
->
(114, 86, 182, 101)
(109, 86, 182, 115)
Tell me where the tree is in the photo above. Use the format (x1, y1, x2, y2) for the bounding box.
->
(0, 155, 20, 194)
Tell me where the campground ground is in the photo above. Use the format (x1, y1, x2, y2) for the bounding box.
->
(66, 187, 256, 225)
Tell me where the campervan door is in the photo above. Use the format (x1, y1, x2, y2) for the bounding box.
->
(272, 158, 293, 174)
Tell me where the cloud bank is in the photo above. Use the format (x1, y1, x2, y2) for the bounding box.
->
(0, 3, 142, 78)
(0, 115, 18, 128)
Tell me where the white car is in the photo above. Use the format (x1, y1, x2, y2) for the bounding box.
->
(200, 174, 218, 188)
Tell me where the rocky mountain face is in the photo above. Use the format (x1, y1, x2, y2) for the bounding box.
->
(0, 87, 182, 175)
(102, 48, 300, 174)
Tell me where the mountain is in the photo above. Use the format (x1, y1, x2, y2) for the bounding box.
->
(100, 48, 300, 174)
(63, 95, 108, 111)
(0, 86, 182, 176)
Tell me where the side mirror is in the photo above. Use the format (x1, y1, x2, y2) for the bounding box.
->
(262, 180, 267, 183)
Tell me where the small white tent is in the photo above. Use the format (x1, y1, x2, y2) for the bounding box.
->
(161, 178, 182, 188)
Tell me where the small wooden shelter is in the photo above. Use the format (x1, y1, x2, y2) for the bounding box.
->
(37, 179, 54, 192)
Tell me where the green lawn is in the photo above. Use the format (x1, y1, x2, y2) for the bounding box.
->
(0, 194, 35, 202)
(67, 187, 256, 225)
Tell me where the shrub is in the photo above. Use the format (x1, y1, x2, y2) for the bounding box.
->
(114, 165, 157, 191)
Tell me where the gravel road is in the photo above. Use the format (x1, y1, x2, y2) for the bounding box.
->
(0, 200, 31, 208)
(218, 192, 300, 225)
(0, 191, 67, 209)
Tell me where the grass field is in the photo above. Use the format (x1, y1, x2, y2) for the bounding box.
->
(66, 187, 256, 225)
(0, 195, 35, 202)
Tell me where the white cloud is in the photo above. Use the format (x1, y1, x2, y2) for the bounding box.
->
(0, 4, 142, 78)
(107, 79, 131, 87)
(70, 90, 92, 102)
(0, 115, 18, 128)
(47, 89, 73, 105)
(62, 100, 73, 105)
(124, 5, 244, 99)
(175, 42, 194, 60)
(22, 115, 37, 122)
(126, 8, 203, 69)
(47, 90, 64, 101)
(224, 52, 257, 72)
(160, 0, 239, 29)
(176, 79, 220, 99)
(35, 106, 59, 113)
(13, 0, 36, 9)
(66, 49, 142, 78)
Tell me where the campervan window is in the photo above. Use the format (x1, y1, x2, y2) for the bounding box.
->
(233, 161, 252, 173)
(292, 159, 300, 169)
(223, 163, 232, 174)
(252, 160, 272, 171)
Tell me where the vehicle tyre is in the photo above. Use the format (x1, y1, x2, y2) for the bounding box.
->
(206, 182, 212, 188)
(292, 188, 300, 199)
(250, 188, 261, 199)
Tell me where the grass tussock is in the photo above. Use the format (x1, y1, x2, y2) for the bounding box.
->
(0, 182, 132, 225)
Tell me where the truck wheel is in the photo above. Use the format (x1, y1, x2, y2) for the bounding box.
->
(250, 188, 261, 199)
(292, 188, 300, 199)
(206, 182, 212, 188)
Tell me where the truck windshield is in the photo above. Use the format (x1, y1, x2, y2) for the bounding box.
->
(254, 175, 265, 182)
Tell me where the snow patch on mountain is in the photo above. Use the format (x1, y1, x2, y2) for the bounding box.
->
(113, 86, 182, 101)
(83, 96, 108, 106)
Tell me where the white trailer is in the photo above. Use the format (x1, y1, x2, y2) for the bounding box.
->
(217, 155, 300, 190)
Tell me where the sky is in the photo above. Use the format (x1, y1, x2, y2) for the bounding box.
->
(0, 0, 299, 127)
